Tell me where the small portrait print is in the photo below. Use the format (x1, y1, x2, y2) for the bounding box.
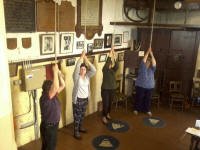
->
(94, 39, 104, 49)
(40, 34, 55, 55)
(64, 36, 71, 51)
(87, 43, 93, 54)
(77, 41, 84, 49)
(44, 37, 53, 51)
(66, 58, 76, 66)
(123, 31, 129, 43)
(118, 52, 124, 61)
(99, 54, 107, 62)
(60, 33, 74, 54)
(104, 34, 112, 48)
(114, 34, 122, 46)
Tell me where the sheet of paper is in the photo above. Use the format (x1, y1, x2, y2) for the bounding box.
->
(195, 120, 200, 128)
(139, 51, 144, 57)
(186, 127, 200, 137)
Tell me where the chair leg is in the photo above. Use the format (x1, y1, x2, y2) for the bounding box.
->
(170, 100, 173, 111)
(125, 98, 128, 112)
(115, 98, 118, 111)
(157, 99, 160, 109)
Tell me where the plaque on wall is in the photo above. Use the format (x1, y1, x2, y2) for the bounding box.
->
(75, 0, 103, 40)
(37, 0, 75, 32)
(3, 0, 35, 33)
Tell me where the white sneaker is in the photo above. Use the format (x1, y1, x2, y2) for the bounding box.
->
(147, 111, 152, 116)
(134, 110, 138, 115)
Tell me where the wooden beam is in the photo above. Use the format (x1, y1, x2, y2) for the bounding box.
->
(110, 22, 200, 30)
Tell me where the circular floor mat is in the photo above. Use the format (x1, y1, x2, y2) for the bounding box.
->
(142, 116, 165, 128)
(92, 135, 120, 150)
(106, 120, 130, 133)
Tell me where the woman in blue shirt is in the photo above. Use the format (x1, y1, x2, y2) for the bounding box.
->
(134, 48, 156, 116)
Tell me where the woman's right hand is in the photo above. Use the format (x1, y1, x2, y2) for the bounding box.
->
(81, 49, 86, 58)
(52, 64, 59, 73)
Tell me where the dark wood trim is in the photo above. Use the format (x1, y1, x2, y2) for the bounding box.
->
(10, 47, 129, 65)
(110, 22, 200, 30)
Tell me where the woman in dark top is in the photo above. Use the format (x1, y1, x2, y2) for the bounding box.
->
(101, 47, 119, 124)
(134, 48, 156, 116)
(40, 64, 65, 150)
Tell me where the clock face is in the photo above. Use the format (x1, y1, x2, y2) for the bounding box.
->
(174, 1, 182, 9)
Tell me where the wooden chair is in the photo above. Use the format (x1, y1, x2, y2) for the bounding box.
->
(114, 92, 128, 111)
(169, 81, 185, 111)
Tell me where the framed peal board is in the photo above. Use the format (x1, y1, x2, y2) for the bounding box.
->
(75, 0, 103, 40)
(4, 0, 35, 32)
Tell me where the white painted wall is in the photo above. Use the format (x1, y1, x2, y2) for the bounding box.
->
(0, 0, 17, 149)
(6, 0, 132, 63)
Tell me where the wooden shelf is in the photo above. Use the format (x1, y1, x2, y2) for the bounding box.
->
(110, 22, 200, 30)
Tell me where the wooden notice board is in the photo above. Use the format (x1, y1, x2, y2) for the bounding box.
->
(3, 0, 35, 33)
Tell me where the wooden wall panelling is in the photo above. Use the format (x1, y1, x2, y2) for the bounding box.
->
(37, 0, 75, 32)
(37, 0, 55, 31)
(58, 1, 75, 31)
(7, 38, 17, 50)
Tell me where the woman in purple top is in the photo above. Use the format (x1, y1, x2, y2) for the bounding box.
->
(134, 48, 156, 116)
(40, 64, 65, 150)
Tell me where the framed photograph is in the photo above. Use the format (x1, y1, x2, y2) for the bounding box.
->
(66, 58, 76, 66)
(104, 34, 112, 48)
(94, 39, 104, 49)
(87, 56, 95, 64)
(118, 52, 124, 61)
(76, 41, 84, 49)
(114, 34, 122, 46)
(60, 33, 74, 54)
(123, 31, 129, 43)
(99, 54, 107, 62)
(87, 43, 93, 54)
(40, 34, 55, 55)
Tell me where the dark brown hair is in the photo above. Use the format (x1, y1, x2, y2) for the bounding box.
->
(42, 80, 52, 92)
(80, 63, 88, 69)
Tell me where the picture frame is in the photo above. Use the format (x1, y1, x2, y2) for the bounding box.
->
(76, 41, 84, 49)
(66, 58, 76, 66)
(118, 52, 124, 61)
(94, 39, 104, 49)
(104, 34, 112, 48)
(40, 34, 55, 55)
(60, 33, 74, 54)
(99, 54, 107, 62)
(123, 31, 129, 43)
(114, 34, 122, 46)
(76, 0, 103, 40)
(87, 43, 94, 54)
(87, 56, 95, 64)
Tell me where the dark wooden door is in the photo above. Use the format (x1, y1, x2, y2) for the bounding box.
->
(164, 31, 198, 97)
(137, 29, 199, 101)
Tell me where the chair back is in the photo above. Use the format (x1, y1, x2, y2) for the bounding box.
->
(169, 81, 182, 93)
